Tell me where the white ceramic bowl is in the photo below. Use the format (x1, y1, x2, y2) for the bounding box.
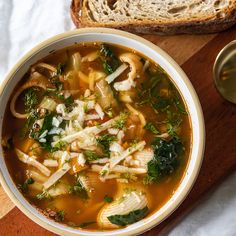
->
(0, 28, 205, 236)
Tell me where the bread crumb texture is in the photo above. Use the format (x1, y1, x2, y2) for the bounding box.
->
(84, 0, 235, 23)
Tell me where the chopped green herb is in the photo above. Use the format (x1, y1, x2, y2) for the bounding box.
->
(30, 113, 58, 152)
(64, 95, 76, 113)
(56, 63, 66, 76)
(55, 210, 65, 222)
(83, 103, 88, 113)
(54, 140, 68, 150)
(79, 221, 96, 228)
(121, 172, 130, 180)
(96, 134, 117, 156)
(105, 107, 113, 118)
(70, 180, 89, 200)
(137, 72, 163, 105)
(23, 87, 39, 113)
(114, 112, 128, 129)
(100, 170, 108, 176)
(26, 178, 34, 184)
(36, 190, 52, 200)
(166, 110, 182, 138)
(46, 87, 57, 93)
(173, 96, 187, 114)
(144, 122, 159, 135)
(17, 177, 35, 193)
(84, 150, 100, 161)
(104, 195, 113, 203)
(108, 206, 148, 226)
(152, 96, 170, 111)
(20, 109, 39, 138)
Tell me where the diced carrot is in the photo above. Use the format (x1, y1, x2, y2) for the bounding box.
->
(69, 157, 88, 175)
(122, 142, 129, 149)
(14, 137, 36, 154)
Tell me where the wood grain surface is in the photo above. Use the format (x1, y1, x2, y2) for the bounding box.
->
(0, 26, 236, 235)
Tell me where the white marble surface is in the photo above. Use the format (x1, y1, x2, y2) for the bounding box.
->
(0, 1, 235, 235)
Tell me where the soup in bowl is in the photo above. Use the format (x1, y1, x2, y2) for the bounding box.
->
(0, 28, 204, 236)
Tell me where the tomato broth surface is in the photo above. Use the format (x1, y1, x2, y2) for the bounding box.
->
(2, 43, 191, 230)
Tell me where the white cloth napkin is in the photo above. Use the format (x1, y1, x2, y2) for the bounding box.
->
(0, 1, 236, 235)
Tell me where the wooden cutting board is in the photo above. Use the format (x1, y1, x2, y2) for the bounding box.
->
(0, 26, 236, 235)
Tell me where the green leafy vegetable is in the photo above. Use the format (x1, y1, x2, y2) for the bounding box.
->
(96, 134, 117, 156)
(100, 44, 119, 74)
(107, 206, 148, 226)
(120, 172, 131, 180)
(70, 180, 89, 200)
(36, 190, 52, 200)
(53, 140, 68, 150)
(100, 45, 115, 58)
(23, 87, 39, 112)
(145, 138, 183, 183)
(104, 195, 113, 203)
(84, 150, 101, 162)
(56, 63, 66, 76)
(48, 63, 66, 91)
(55, 210, 65, 222)
(144, 122, 159, 135)
(152, 96, 170, 111)
(30, 113, 55, 151)
(20, 109, 39, 138)
(64, 95, 75, 112)
(17, 177, 35, 193)
(113, 112, 128, 129)
(173, 96, 187, 114)
(137, 72, 164, 105)
(166, 110, 182, 138)
(105, 107, 114, 118)
(79, 221, 96, 228)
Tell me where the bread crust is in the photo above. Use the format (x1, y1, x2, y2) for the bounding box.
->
(70, 0, 236, 35)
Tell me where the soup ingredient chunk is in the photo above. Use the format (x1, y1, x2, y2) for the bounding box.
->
(2, 43, 190, 230)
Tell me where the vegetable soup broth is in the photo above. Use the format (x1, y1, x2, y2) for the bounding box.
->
(2, 43, 191, 230)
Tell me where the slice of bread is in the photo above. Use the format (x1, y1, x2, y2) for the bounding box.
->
(70, 0, 236, 34)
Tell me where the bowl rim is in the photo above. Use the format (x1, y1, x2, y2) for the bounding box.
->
(0, 27, 205, 236)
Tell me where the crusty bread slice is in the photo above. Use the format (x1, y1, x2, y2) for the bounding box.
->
(71, 0, 236, 34)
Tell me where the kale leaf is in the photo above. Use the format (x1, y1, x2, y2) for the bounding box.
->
(18, 177, 35, 193)
(104, 195, 113, 203)
(70, 179, 89, 200)
(145, 138, 183, 183)
(96, 134, 117, 156)
(30, 113, 55, 151)
(100, 44, 119, 74)
(107, 206, 148, 226)
(79, 221, 96, 228)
